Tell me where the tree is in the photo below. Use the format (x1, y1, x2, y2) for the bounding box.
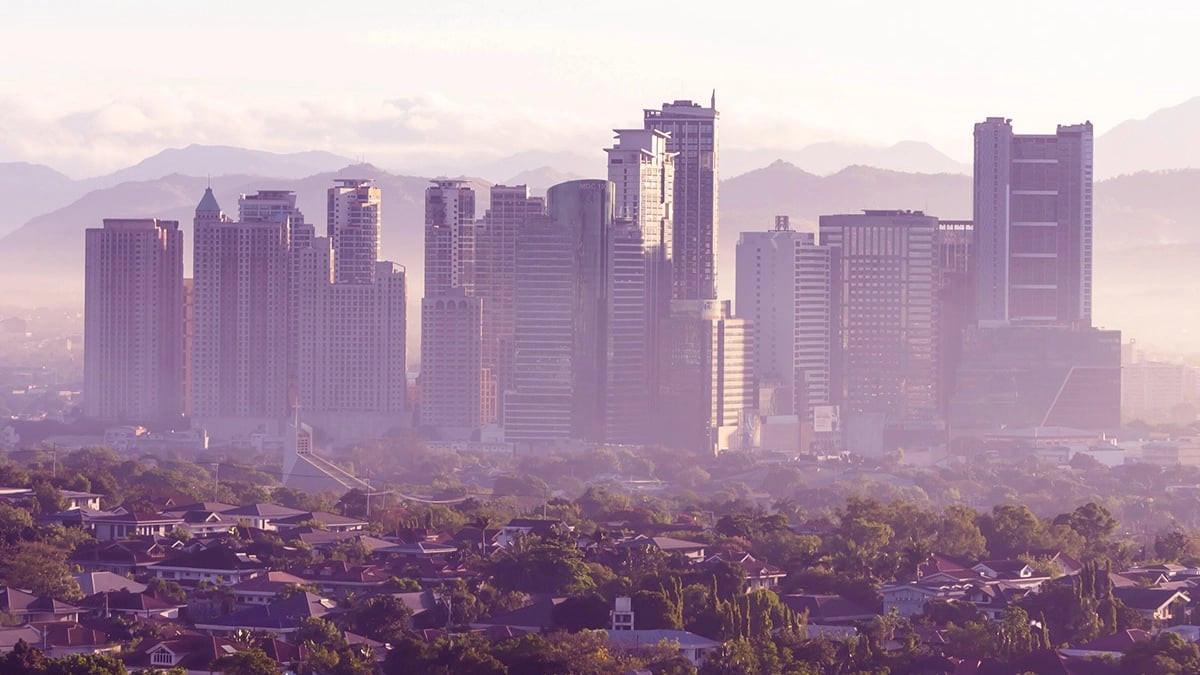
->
(632, 590, 682, 630)
(210, 648, 279, 675)
(296, 616, 347, 650)
(931, 504, 987, 559)
(1121, 631, 1200, 674)
(0, 541, 81, 599)
(343, 595, 413, 643)
(487, 535, 595, 595)
(698, 638, 760, 675)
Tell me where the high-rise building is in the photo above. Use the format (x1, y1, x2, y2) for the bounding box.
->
(477, 185, 545, 421)
(735, 216, 832, 418)
(820, 210, 939, 424)
(658, 299, 753, 453)
(503, 214, 575, 442)
(84, 219, 184, 423)
(419, 289, 483, 437)
(973, 118, 1093, 326)
(644, 96, 719, 301)
(603, 220, 650, 444)
(300, 255, 406, 416)
(607, 129, 675, 406)
(191, 188, 289, 421)
(936, 219, 973, 416)
(239, 190, 308, 399)
(424, 179, 477, 297)
(327, 179, 382, 285)
(183, 277, 193, 416)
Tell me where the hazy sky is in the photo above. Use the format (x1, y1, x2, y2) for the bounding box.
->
(2, 0, 1197, 176)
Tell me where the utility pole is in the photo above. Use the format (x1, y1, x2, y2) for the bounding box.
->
(212, 462, 220, 496)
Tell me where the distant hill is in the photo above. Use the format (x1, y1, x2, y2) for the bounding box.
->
(723, 141, 970, 178)
(1098, 97, 1200, 178)
(79, 144, 356, 189)
(0, 162, 86, 237)
(502, 166, 586, 194)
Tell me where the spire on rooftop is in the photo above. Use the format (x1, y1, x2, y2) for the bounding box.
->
(196, 187, 222, 215)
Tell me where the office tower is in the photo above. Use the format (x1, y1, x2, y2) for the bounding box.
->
(658, 299, 753, 453)
(545, 180, 617, 443)
(327, 179, 382, 285)
(183, 278, 193, 416)
(607, 129, 675, 406)
(477, 185, 545, 422)
(644, 96, 719, 300)
(503, 214, 575, 442)
(735, 216, 832, 418)
(603, 221, 650, 444)
(300, 257, 406, 416)
(419, 289, 483, 436)
(239, 190, 308, 398)
(936, 220, 973, 415)
(191, 188, 289, 421)
(820, 210, 939, 424)
(973, 118, 1093, 326)
(84, 219, 184, 423)
(424, 179, 477, 296)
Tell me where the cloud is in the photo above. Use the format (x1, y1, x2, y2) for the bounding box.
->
(0, 91, 603, 178)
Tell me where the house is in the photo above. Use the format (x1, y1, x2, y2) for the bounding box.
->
(73, 572, 147, 596)
(394, 590, 442, 627)
(290, 561, 391, 596)
(380, 539, 459, 559)
(78, 590, 184, 619)
(0, 622, 118, 657)
(472, 597, 567, 633)
(89, 512, 184, 541)
(1112, 587, 1191, 625)
(70, 539, 173, 576)
(219, 503, 308, 531)
(1060, 629, 1153, 659)
(495, 518, 574, 548)
(0, 587, 80, 623)
(147, 547, 268, 586)
(271, 511, 369, 533)
(0, 488, 101, 511)
(127, 634, 306, 674)
(605, 629, 720, 666)
(777, 594, 877, 625)
(879, 582, 973, 617)
(699, 552, 786, 591)
(232, 571, 310, 607)
(613, 535, 707, 563)
(193, 592, 338, 638)
(963, 581, 1031, 621)
(972, 560, 1036, 580)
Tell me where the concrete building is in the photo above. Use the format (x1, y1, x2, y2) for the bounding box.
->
(84, 219, 184, 423)
(937, 219, 973, 416)
(658, 299, 754, 454)
(820, 210, 939, 425)
(424, 179, 477, 297)
(604, 220, 651, 444)
(239, 190, 308, 399)
(644, 97, 719, 301)
(735, 216, 832, 419)
(1122, 361, 1197, 424)
(327, 179, 381, 285)
(419, 289, 483, 438)
(973, 118, 1094, 326)
(191, 188, 289, 424)
(503, 214, 574, 443)
(476, 185, 545, 422)
(298, 253, 407, 435)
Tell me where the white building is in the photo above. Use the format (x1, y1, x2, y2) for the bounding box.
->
(327, 179, 381, 285)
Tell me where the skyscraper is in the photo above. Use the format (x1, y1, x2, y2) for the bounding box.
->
(419, 289, 483, 437)
(84, 218, 184, 423)
(477, 185, 545, 421)
(191, 188, 289, 422)
(503, 213, 575, 442)
(239, 190, 308, 399)
(327, 179, 382, 285)
(644, 97, 719, 301)
(735, 216, 832, 418)
(424, 179, 477, 297)
(820, 210, 939, 424)
(973, 118, 1094, 326)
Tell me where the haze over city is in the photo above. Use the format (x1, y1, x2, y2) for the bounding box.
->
(7, 3, 1200, 673)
